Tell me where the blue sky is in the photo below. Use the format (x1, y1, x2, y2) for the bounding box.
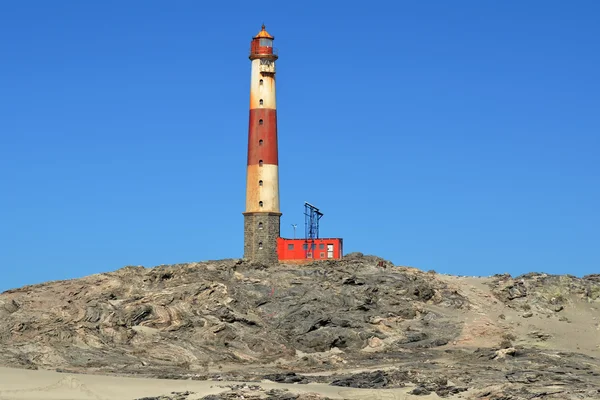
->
(1, 1, 598, 291)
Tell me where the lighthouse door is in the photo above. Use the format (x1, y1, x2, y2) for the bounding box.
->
(327, 244, 334, 259)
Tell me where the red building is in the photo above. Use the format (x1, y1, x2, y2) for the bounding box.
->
(277, 238, 343, 263)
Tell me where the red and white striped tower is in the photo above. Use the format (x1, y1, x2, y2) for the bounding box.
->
(243, 25, 281, 263)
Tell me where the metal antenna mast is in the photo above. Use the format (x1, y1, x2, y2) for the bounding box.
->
(304, 202, 323, 257)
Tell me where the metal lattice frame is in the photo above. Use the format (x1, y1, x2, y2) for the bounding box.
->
(304, 202, 323, 258)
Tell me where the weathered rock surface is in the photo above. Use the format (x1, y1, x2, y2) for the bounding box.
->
(0, 254, 463, 373)
(199, 386, 330, 400)
(0, 253, 599, 399)
(135, 387, 330, 400)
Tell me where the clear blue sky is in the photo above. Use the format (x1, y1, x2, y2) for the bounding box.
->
(1, 1, 598, 291)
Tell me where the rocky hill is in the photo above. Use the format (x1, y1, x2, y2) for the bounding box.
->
(0, 253, 599, 399)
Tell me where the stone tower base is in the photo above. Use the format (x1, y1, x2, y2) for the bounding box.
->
(243, 212, 281, 264)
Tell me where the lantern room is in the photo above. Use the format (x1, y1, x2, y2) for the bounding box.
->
(250, 25, 277, 65)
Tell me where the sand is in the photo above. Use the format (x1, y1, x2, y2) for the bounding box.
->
(0, 366, 450, 400)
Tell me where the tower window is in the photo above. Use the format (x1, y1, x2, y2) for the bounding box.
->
(288, 244, 294, 250)
(259, 139, 263, 146)
(258, 222, 263, 230)
(259, 201, 263, 207)
(259, 119, 263, 125)
(259, 160, 263, 166)
(259, 180, 263, 186)
(258, 242, 263, 250)
(259, 99, 263, 106)
(259, 79, 264, 86)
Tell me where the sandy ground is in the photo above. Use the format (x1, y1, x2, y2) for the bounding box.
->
(0, 367, 458, 400)
(439, 275, 600, 354)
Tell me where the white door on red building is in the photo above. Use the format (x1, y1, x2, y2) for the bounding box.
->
(327, 244, 334, 259)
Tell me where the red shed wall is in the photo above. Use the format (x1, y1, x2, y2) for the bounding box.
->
(277, 238, 343, 262)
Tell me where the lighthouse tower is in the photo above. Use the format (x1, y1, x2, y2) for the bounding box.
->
(243, 25, 281, 263)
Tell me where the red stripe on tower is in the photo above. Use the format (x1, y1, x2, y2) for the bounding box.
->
(247, 109, 278, 165)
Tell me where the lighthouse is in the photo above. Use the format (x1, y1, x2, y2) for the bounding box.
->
(243, 25, 281, 263)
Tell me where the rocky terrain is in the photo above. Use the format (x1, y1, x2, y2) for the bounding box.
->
(0, 253, 599, 399)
